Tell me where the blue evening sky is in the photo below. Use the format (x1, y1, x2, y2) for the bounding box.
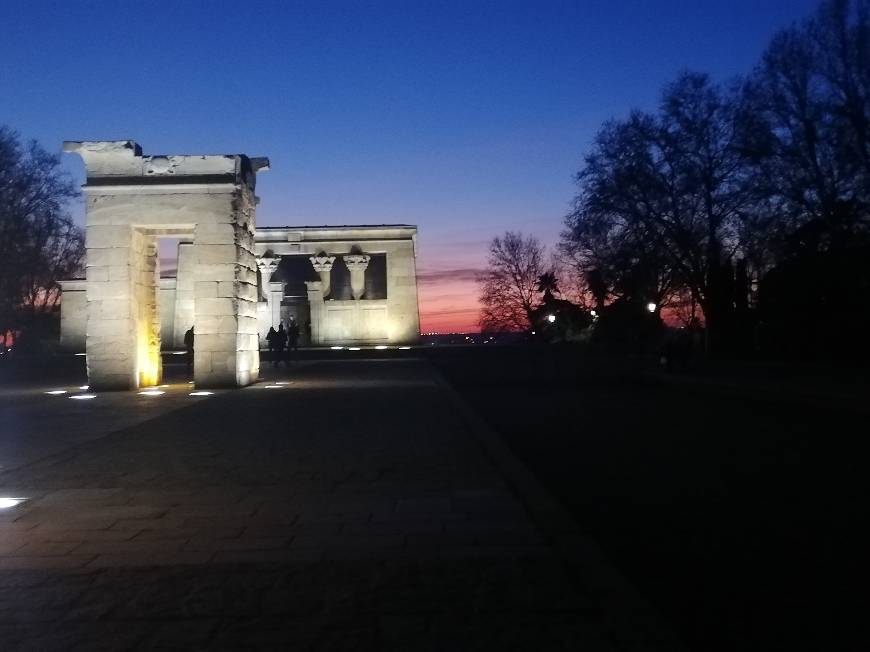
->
(0, 0, 819, 329)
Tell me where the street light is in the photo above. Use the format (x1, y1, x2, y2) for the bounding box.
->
(547, 314, 556, 323)
(647, 302, 657, 313)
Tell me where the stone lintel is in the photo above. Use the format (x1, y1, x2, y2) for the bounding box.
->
(64, 140, 269, 192)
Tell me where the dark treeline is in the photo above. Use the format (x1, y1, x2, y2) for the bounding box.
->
(0, 127, 84, 350)
(560, 0, 869, 360)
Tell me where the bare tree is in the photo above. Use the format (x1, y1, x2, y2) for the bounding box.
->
(562, 73, 754, 351)
(0, 127, 84, 341)
(741, 0, 870, 249)
(478, 231, 545, 332)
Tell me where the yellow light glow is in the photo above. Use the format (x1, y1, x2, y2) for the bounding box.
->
(137, 322, 162, 388)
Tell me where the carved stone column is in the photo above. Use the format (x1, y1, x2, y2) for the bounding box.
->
(255, 256, 281, 347)
(309, 254, 335, 297)
(256, 256, 280, 300)
(343, 254, 370, 300)
(305, 281, 324, 345)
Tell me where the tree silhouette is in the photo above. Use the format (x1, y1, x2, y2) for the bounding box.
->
(562, 73, 752, 351)
(0, 127, 84, 342)
(536, 271, 560, 300)
(478, 231, 545, 332)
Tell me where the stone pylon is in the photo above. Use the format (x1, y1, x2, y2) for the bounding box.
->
(65, 140, 269, 390)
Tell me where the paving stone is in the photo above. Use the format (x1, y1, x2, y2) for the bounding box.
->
(0, 359, 626, 650)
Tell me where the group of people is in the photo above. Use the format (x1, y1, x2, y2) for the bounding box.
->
(266, 319, 300, 367)
(182, 318, 301, 375)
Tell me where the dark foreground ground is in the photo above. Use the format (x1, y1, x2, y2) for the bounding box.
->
(433, 346, 868, 652)
(0, 355, 658, 651)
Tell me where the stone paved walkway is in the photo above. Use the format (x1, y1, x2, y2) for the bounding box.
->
(0, 358, 629, 650)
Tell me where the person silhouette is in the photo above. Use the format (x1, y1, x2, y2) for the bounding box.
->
(266, 326, 277, 362)
(273, 323, 287, 367)
(183, 326, 194, 375)
(288, 318, 300, 355)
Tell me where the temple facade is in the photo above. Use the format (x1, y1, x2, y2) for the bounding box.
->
(58, 140, 420, 390)
(60, 225, 420, 352)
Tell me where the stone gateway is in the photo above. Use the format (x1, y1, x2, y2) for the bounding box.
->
(60, 141, 421, 390)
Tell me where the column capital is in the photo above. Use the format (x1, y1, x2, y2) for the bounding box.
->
(343, 254, 370, 272)
(309, 254, 336, 273)
(256, 256, 280, 276)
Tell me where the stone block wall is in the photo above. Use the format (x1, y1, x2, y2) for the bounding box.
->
(192, 187, 260, 387)
(58, 281, 87, 351)
(385, 238, 421, 343)
(65, 140, 268, 390)
(172, 242, 195, 348)
(158, 280, 177, 347)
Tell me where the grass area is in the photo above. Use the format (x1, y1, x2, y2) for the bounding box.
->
(432, 346, 866, 652)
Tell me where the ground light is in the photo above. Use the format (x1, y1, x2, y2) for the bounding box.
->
(263, 384, 285, 389)
(45, 390, 67, 395)
(0, 497, 26, 509)
(330, 346, 344, 350)
(348, 347, 361, 351)
(138, 389, 165, 396)
(399, 346, 411, 350)
(189, 391, 214, 396)
(79, 385, 89, 390)
(70, 394, 97, 400)
(375, 345, 388, 350)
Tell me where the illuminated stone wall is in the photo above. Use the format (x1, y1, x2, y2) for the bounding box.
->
(253, 226, 421, 346)
(64, 140, 268, 390)
(171, 242, 195, 348)
(58, 280, 87, 351)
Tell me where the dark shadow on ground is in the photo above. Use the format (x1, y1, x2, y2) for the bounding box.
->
(432, 345, 867, 652)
